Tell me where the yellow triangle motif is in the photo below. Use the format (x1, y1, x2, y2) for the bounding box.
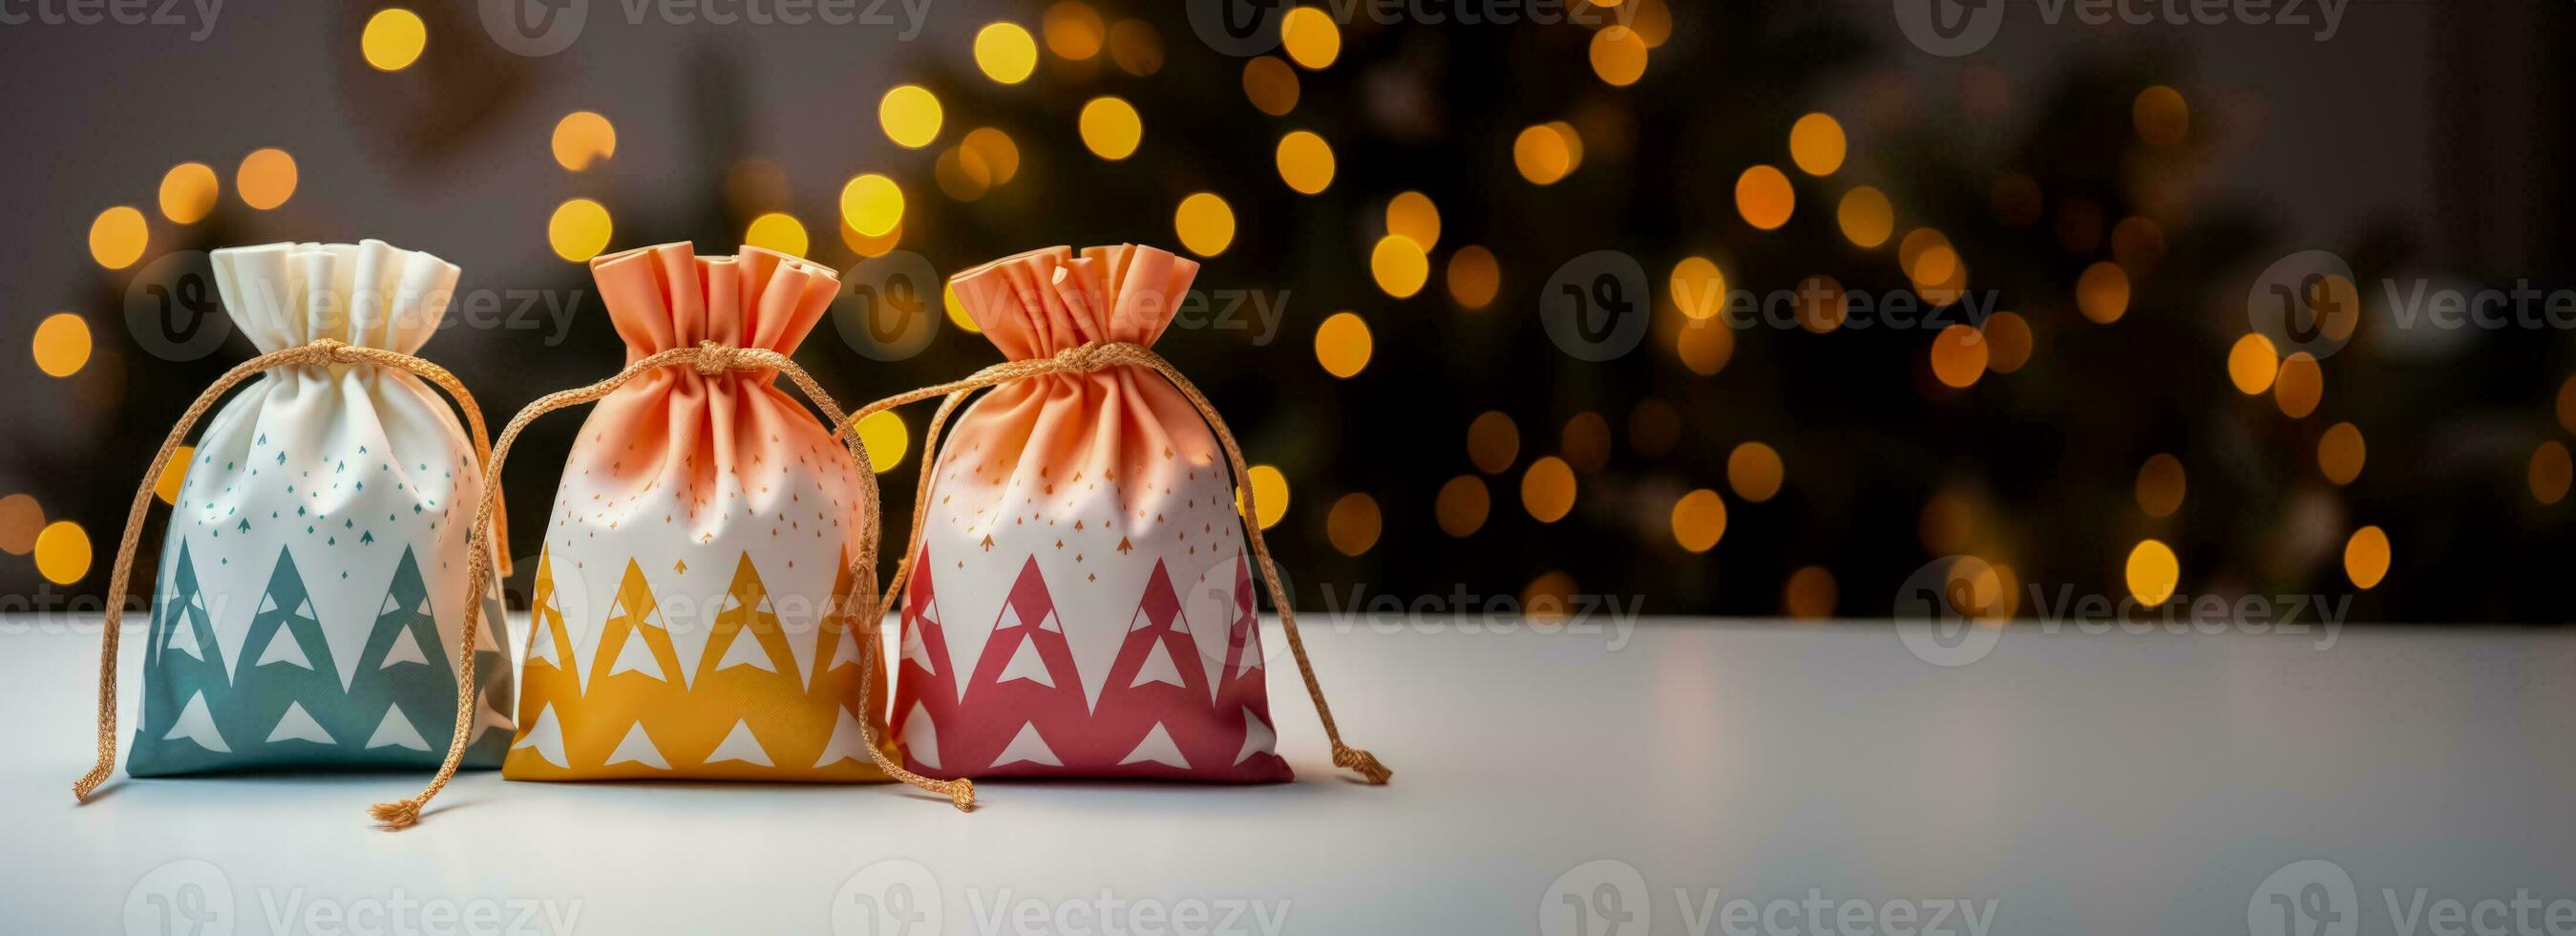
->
(502, 548, 894, 782)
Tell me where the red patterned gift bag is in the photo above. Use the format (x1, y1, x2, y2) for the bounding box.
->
(855, 245, 1388, 783)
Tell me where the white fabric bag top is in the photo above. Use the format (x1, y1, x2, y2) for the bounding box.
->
(129, 240, 515, 775)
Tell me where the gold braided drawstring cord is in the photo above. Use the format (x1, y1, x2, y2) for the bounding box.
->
(74, 339, 511, 802)
(368, 341, 973, 829)
(847, 341, 1391, 785)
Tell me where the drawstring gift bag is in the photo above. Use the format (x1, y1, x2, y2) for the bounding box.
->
(74, 240, 513, 800)
(370, 243, 967, 828)
(854, 244, 1388, 783)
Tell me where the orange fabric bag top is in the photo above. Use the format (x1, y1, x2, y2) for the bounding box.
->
(876, 245, 1385, 784)
(503, 243, 897, 781)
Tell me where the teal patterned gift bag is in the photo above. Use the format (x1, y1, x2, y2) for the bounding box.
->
(73, 241, 516, 797)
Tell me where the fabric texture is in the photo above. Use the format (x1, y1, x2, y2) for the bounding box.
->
(889, 245, 1292, 781)
(504, 243, 892, 781)
(129, 240, 514, 776)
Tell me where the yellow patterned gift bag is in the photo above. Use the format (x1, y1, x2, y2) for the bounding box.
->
(370, 243, 968, 828)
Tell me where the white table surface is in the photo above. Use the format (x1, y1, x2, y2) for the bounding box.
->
(5, 613, 2572, 935)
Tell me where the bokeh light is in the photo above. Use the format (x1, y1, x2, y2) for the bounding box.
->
(0, 494, 41, 554)
(1279, 6, 1340, 70)
(975, 22, 1039, 84)
(1435, 476, 1489, 537)
(1314, 311, 1372, 378)
(1561, 413, 1611, 474)
(158, 162, 219, 223)
(2228, 333, 2280, 394)
(856, 410, 909, 474)
(2274, 352, 2324, 418)
(1671, 256, 1726, 320)
(1836, 186, 1893, 248)
(879, 85, 943, 149)
(1042, 1, 1104, 59)
(1784, 566, 1837, 620)
(88, 206, 147, 270)
(1468, 412, 1518, 474)
(1734, 165, 1794, 230)
(1386, 192, 1441, 250)
(840, 174, 904, 238)
(1521, 457, 1577, 522)
(2531, 441, 2572, 505)
(1787, 113, 1847, 176)
(1512, 125, 1573, 185)
(360, 8, 427, 72)
(962, 128, 1021, 185)
(1243, 56, 1299, 116)
(547, 198, 612, 263)
(2077, 262, 2130, 323)
(1174, 192, 1235, 257)
(2318, 422, 2366, 485)
(743, 212, 808, 257)
(237, 148, 298, 210)
(1589, 26, 1647, 86)
(157, 446, 194, 505)
(1727, 442, 1783, 502)
(32, 312, 91, 378)
(1080, 96, 1143, 160)
(1276, 130, 1335, 193)
(1369, 235, 1429, 298)
(1446, 245, 1500, 309)
(1327, 493, 1382, 556)
(2125, 539, 2179, 605)
(2344, 525, 2390, 588)
(1246, 464, 1290, 529)
(2135, 454, 2185, 519)
(1930, 324, 1988, 389)
(34, 521, 91, 585)
(1982, 311, 2033, 373)
(1670, 489, 1726, 552)
(1108, 19, 1165, 75)
(552, 111, 617, 170)
(2133, 85, 2189, 147)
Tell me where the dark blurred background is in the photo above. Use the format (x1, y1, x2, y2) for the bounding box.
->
(4, 0, 2571, 622)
